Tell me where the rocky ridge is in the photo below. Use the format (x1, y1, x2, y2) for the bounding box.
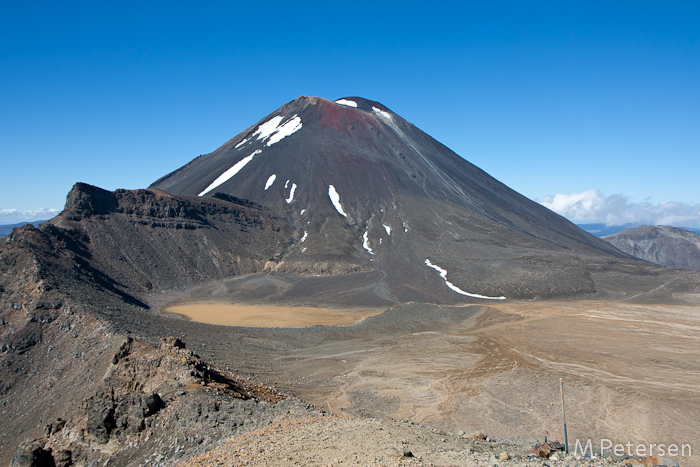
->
(10, 336, 314, 467)
(0, 183, 296, 464)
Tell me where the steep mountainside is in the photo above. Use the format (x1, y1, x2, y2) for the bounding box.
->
(153, 96, 646, 302)
(603, 225, 700, 271)
(0, 183, 294, 464)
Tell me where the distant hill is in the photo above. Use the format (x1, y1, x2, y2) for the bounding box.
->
(578, 223, 700, 237)
(0, 220, 46, 237)
(576, 223, 639, 237)
(603, 225, 700, 271)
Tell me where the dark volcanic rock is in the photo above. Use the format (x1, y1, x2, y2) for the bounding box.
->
(603, 225, 700, 271)
(0, 221, 46, 238)
(152, 95, 649, 302)
(0, 186, 293, 464)
(52, 450, 71, 467)
(86, 391, 164, 441)
(63, 183, 119, 218)
(10, 441, 55, 467)
(5, 320, 42, 354)
(45, 337, 311, 466)
(86, 397, 116, 443)
(52, 183, 292, 293)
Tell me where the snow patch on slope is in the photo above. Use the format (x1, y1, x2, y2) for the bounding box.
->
(328, 185, 347, 217)
(266, 115, 302, 146)
(285, 183, 297, 204)
(372, 106, 391, 119)
(383, 224, 392, 236)
(363, 231, 374, 255)
(199, 150, 262, 196)
(300, 231, 307, 243)
(254, 116, 284, 140)
(424, 259, 505, 300)
(335, 99, 358, 108)
(252, 114, 302, 147)
(264, 174, 276, 190)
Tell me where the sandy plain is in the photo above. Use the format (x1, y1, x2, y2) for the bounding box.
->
(159, 291, 700, 466)
(166, 302, 383, 327)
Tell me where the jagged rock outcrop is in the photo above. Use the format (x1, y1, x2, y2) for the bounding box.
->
(54, 183, 292, 292)
(10, 336, 311, 467)
(0, 184, 294, 464)
(9, 441, 56, 467)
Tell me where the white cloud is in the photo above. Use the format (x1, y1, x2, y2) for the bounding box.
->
(0, 208, 60, 225)
(537, 190, 700, 228)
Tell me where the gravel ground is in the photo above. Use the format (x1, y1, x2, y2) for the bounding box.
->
(181, 415, 640, 467)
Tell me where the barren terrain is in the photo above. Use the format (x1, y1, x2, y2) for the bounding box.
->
(3, 96, 699, 466)
(154, 288, 700, 466)
(166, 303, 383, 328)
(2, 182, 698, 465)
(182, 415, 626, 467)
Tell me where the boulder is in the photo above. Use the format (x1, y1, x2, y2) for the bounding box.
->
(10, 441, 55, 467)
(53, 450, 72, 467)
(528, 443, 552, 458)
(86, 397, 115, 443)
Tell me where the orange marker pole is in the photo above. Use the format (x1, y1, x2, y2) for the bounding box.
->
(560, 378, 569, 454)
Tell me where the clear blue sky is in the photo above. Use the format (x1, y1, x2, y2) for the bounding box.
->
(1, 1, 698, 226)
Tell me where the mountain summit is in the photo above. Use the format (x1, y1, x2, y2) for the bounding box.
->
(152, 96, 639, 302)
